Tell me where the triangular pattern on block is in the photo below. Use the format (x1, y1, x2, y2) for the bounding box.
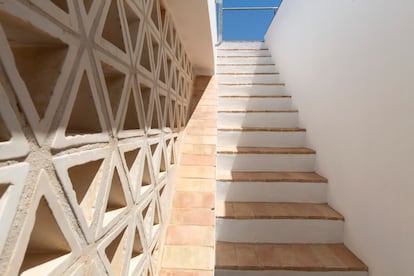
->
(158, 53, 167, 85)
(150, 0, 161, 31)
(123, 1, 142, 52)
(121, 88, 142, 132)
(66, 70, 103, 136)
(102, 0, 126, 53)
(158, 93, 167, 128)
(128, 224, 145, 275)
(19, 196, 72, 275)
(50, 0, 69, 13)
(67, 158, 104, 226)
(100, 61, 127, 121)
(150, 34, 160, 71)
(0, 13, 69, 120)
(139, 154, 153, 196)
(83, 0, 93, 13)
(0, 113, 11, 143)
(139, 32, 152, 73)
(102, 165, 128, 227)
(104, 227, 129, 276)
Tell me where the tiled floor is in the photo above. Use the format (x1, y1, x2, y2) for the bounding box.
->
(160, 76, 217, 275)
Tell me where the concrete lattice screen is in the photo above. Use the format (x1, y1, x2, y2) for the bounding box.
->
(0, 0, 193, 275)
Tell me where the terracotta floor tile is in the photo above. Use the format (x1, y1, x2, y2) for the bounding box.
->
(162, 246, 214, 270)
(173, 192, 214, 208)
(185, 127, 217, 136)
(170, 208, 214, 226)
(175, 178, 215, 192)
(178, 166, 216, 179)
(180, 154, 216, 166)
(182, 144, 216, 155)
(165, 225, 214, 246)
(183, 136, 216, 145)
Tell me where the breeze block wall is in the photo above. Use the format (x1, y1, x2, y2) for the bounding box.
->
(0, 0, 194, 275)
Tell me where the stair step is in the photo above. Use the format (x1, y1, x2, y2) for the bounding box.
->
(219, 96, 292, 111)
(217, 147, 315, 154)
(218, 57, 275, 65)
(215, 242, 368, 273)
(216, 181, 327, 203)
(218, 110, 297, 113)
(217, 171, 327, 183)
(217, 41, 267, 50)
(216, 65, 278, 74)
(216, 49, 272, 57)
(218, 127, 305, 132)
(219, 84, 286, 96)
(217, 73, 282, 84)
(218, 128, 306, 148)
(216, 202, 342, 220)
(219, 95, 291, 98)
(218, 112, 298, 128)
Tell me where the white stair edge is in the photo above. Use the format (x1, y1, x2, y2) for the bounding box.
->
(216, 181, 327, 203)
(218, 131, 306, 147)
(217, 154, 315, 172)
(216, 219, 344, 243)
(218, 112, 298, 128)
(219, 97, 292, 111)
(215, 270, 368, 276)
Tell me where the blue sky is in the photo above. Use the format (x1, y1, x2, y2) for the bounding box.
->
(221, 0, 282, 41)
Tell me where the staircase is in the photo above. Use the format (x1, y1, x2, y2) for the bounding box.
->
(214, 42, 368, 275)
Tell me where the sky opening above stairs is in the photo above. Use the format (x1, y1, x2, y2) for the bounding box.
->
(220, 0, 283, 41)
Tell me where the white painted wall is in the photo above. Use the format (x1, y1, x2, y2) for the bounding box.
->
(265, 1, 414, 275)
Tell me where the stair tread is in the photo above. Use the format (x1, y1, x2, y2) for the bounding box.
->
(219, 95, 291, 98)
(218, 72, 279, 75)
(216, 241, 368, 271)
(218, 109, 297, 113)
(217, 146, 315, 154)
(217, 171, 328, 183)
(219, 83, 285, 86)
(216, 202, 343, 220)
(218, 127, 306, 132)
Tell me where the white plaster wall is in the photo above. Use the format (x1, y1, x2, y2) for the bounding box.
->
(265, 1, 414, 275)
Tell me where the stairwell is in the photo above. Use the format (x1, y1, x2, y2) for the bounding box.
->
(214, 41, 368, 275)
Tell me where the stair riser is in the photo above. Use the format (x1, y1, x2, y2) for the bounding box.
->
(217, 74, 282, 84)
(218, 131, 306, 147)
(218, 57, 274, 65)
(217, 65, 278, 74)
(218, 42, 267, 49)
(215, 270, 368, 276)
(217, 50, 271, 57)
(218, 113, 298, 128)
(217, 154, 315, 172)
(219, 98, 292, 111)
(216, 219, 344, 243)
(219, 85, 286, 96)
(216, 182, 327, 203)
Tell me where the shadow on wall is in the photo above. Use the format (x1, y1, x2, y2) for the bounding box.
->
(0, 0, 196, 275)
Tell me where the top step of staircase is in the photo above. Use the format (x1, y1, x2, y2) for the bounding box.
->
(217, 41, 268, 50)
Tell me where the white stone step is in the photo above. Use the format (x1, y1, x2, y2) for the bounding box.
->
(215, 270, 368, 276)
(217, 41, 267, 50)
(218, 129, 306, 147)
(216, 181, 327, 203)
(219, 84, 287, 96)
(216, 218, 343, 243)
(217, 49, 271, 57)
(217, 153, 315, 172)
(217, 111, 298, 128)
(219, 96, 292, 111)
(217, 56, 274, 65)
(215, 202, 344, 244)
(217, 73, 282, 84)
(216, 64, 278, 74)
